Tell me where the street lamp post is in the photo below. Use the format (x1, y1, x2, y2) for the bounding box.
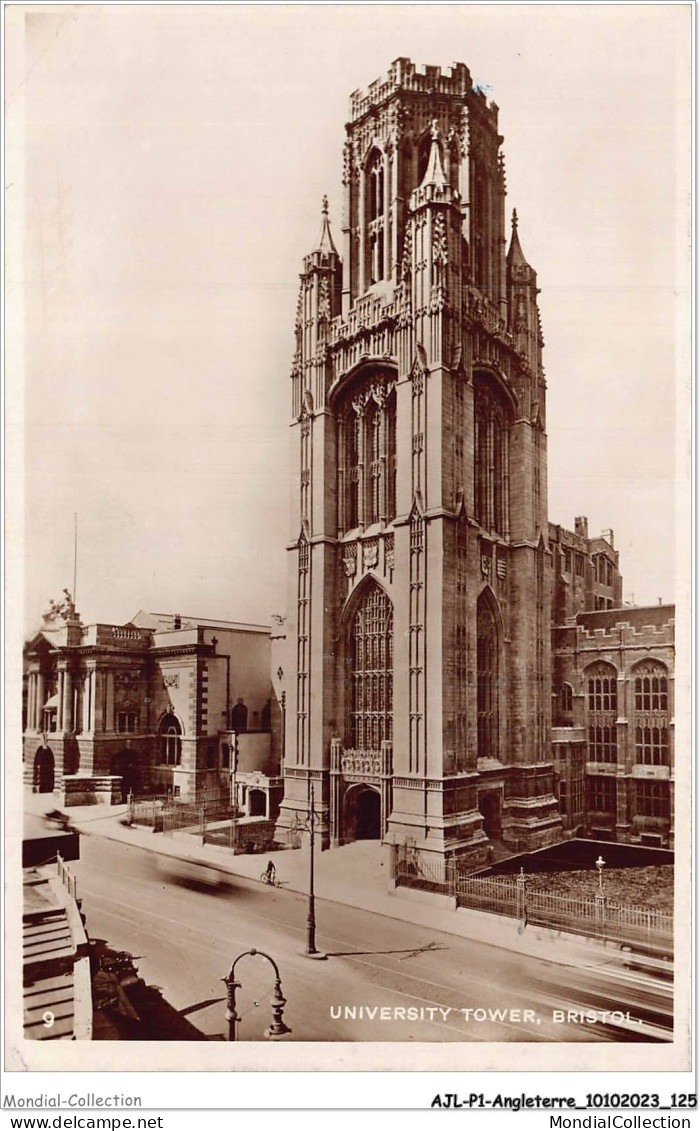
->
(222, 948, 291, 1042)
(596, 855, 606, 894)
(279, 690, 286, 770)
(594, 855, 606, 941)
(306, 781, 319, 956)
(289, 781, 327, 960)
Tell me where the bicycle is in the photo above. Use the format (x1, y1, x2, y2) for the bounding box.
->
(260, 870, 282, 887)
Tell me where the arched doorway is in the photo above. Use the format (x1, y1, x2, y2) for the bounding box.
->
(356, 789, 381, 839)
(248, 789, 266, 817)
(33, 747, 54, 793)
(111, 750, 141, 802)
(478, 790, 502, 839)
(345, 785, 382, 841)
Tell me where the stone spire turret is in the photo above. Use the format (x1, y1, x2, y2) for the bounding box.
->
(419, 120, 449, 190)
(316, 194, 338, 256)
(506, 208, 529, 269)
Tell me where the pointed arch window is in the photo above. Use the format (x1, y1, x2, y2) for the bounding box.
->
(585, 662, 618, 763)
(347, 582, 393, 750)
(633, 661, 670, 765)
(337, 375, 396, 535)
(474, 374, 510, 537)
(365, 149, 385, 287)
(559, 683, 573, 714)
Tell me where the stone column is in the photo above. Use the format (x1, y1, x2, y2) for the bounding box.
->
(84, 668, 95, 733)
(82, 672, 91, 732)
(106, 671, 115, 733)
(62, 667, 73, 732)
(57, 671, 64, 731)
(27, 674, 36, 732)
(36, 672, 45, 731)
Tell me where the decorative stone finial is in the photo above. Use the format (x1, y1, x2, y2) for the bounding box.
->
(322, 194, 329, 214)
(512, 208, 518, 229)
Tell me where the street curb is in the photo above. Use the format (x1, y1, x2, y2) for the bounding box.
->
(72, 816, 620, 970)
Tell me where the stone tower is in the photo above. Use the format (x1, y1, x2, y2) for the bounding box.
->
(275, 59, 561, 868)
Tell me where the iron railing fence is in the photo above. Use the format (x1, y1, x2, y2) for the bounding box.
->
(392, 845, 673, 953)
(128, 790, 235, 831)
(455, 874, 520, 918)
(56, 852, 78, 900)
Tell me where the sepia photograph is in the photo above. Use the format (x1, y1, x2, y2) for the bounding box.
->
(4, 1, 692, 1079)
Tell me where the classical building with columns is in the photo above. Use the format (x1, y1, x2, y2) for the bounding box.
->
(23, 602, 282, 814)
(272, 58, 675, 866)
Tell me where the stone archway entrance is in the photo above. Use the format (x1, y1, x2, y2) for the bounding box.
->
(111, 750, 141, 802)
(33, 747, 55, 793)
(344, 785, 382, 841)
(478, 790, 502, 839)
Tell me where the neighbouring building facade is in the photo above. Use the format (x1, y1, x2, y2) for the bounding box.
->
(272, 58, 675, 866)
(552, 603, 674, 849)
(23, 601, 283, 817)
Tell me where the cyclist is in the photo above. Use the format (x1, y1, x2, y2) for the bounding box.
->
(265, 859, 276, 885)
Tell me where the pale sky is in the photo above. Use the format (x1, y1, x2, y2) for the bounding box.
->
(9, 3, 689, 631)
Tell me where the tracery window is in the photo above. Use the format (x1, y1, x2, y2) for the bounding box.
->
(337, 375, 396, 535)
(586, 662, 617, 763)
(159, 713, 182, 765)
(474, 375, 510, 536)
(633, 661, 670, 765)
(587, 665, 617, 712)
(348, 582, 393, 750)
(634, 663, 668, 712)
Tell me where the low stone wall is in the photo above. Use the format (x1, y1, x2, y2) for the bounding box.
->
(235, 819, 278, 853)
(60, 775, 123, 807)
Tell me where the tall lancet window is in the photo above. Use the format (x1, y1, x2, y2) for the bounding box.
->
(474, 374, 510, 537)
(336, 375, 396, 535)
(365, 149, 385, 287)
(348, 581, 393, 751)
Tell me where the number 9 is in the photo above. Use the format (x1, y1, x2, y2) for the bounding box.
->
(42, 1011, 54, 1028)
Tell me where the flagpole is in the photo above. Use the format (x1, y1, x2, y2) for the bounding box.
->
(73, 513, 78, 603)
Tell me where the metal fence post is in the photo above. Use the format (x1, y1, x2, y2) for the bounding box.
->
(516, 867, 527, 925)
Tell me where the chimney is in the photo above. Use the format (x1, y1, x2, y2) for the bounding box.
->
(574, 516, 588, 539)
(173, 614, 181, 630)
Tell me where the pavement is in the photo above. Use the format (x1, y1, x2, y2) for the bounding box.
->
(23, 791, 635, 972)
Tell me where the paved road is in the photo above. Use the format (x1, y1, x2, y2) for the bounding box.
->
(71, 837, 672, 1043)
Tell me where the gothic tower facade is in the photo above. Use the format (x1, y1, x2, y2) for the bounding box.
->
(275, 59, 562, 868)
